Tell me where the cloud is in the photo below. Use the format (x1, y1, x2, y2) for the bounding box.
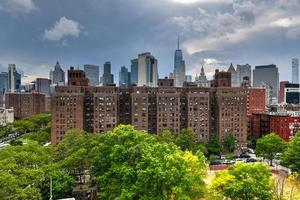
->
(172, 0, 232, 4)
(0, 0, 37, 14)
(44, 17, 82, 41)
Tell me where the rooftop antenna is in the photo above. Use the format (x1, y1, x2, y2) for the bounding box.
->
(177, 34, 180, 50)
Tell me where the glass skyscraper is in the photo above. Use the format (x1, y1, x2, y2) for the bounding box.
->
(0, 72, 8, 93)
(119, 66, 131, 87)
(84, 64, 100, 86)
(173, 37, 185, 87)
(130, 59, 138, 85)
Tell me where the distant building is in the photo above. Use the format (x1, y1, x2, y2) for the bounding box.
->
(8, 64, 21, 93)
(84, 64, 99, 86)
(0, 72, 8, 93)
(119, 66, 131, 87)
(292, 58, 299, 84)
(211, 69, 231, 87)
(68, 67, 89, 86)
(5, 93, 45, 119)
(101, 62, 114, 86)
(50, 61, 65, 85)
(184, 75, 192, 82)
(130, 59, 138, 85)
(253, 64, 279, 103)
(236, 64, 251, 86)
(173, 38, 186, 87)
(194, 66, 210, 87)
(0, 107, 14, 125)
(283, 83, 300, 104)
(36, 78, 51, 96)
(227, 63, 238, 87)
(136, 52, 158, 87)
(158, 77, 174, 87)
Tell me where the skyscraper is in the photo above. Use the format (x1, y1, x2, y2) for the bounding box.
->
(227, 63, 237, 87)
(0, 72, 8, 93)
(236, 64, 251, 86)
(173, 37, 185, 87)
(137, 52, 158, 87)
(292, 58, 299, 84)
(130, 59, 138, 85)
(253, 64, 279, 103)
(119, 66, 131, 87)
(8, 64, 21, 93)
(36, 78, 51, 96)
(84, 64, 100, 86)
(50, 61, 65, 85)
(101, 61, 114, 85)
(194, 66, 210, 87)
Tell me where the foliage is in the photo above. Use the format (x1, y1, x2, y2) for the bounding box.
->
(209, 154, 220, 162)
(282, 133, 300, 173)
(0, 142, 52, 199)
(91, 125, 207, 199)
(223, 132, 236, 153)
(207, 134, 223, 156)
(22, 130, 51, 145)
(256, 133, 286, 166)
(210, 163, 273, 200)
(247, 135, 257, 149)
(156, 129, 176, 144)
(225, 153, 234, 160)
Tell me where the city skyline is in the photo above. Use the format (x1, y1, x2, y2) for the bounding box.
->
(0, 0, 300, 84)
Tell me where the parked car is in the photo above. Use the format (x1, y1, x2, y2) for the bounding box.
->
(246, 158, 258, 163)
(240, 154, 251, 159)
(210, 160, 223, 165)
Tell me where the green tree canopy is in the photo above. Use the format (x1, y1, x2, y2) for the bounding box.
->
(255, 133, 286, 166)
(91, 125, 207, 199)
(223, 132, 236, 153)
(210, 163, 273, 200)
(282, 133, 300, 173)
(207, 134, 223, 156)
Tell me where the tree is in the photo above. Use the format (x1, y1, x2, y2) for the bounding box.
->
(175, 128, 198, 152)
(156, 129, 176, 144)
(223, 132, 236, 153)
(207, 134, 223, 156)
(91, 125, 207, 199)
(282, 133, 300, 173)
(210, 163, 273, 200)
(255, 133, 286, 166)
(0, 142, 52, 199)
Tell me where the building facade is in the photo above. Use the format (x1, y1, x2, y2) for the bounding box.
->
(8, 64, 21, 93)
(84, 64, 100, 86)
(236, 64, 251, 86)
(227, 63, 238, 87)
(36, 78, 51, 96)
(101, 62, 114, 86)
(253, 64, 279, 103)
(173, 38, 186, 87)
(50, 61, 65, 85)
(68, 67, 89, 86)
(211, 69, 231, 87)
(0, 107, 14, 125)
(0, 72, 8, 93)
(119, 66, 131, 87)
(194, 66, 210, 87)
(137, 52, 158, 87)
(5, 93, 45, 119)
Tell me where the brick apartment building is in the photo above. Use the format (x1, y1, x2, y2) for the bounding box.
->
(5, 92, 45, 119)
(252, 112, 300, 141)
(51, 68, 262, 145)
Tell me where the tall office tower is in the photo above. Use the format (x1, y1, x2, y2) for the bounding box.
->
(195, 66, 210, 87)
(0, 72, 8, 93)
(102, 61, 114, 85)
(253, 64, 279, 103)
(67, 67, 89, 86)
(36, 78, 51, 96)
(5, 93, 45, 119)
(84, 64, 100, 86)
(236, 64, 251, 86)
(8, 64, 21, 93)
(173, 38, 186, 87)
(119, 66, 131, 87)
(292, 58, 299, 84)
(227, 63, 238, 87)
(50, 61, 65, 85)
(137, 52, 158, 87)
(130, 59, 138, 85)
(211, 69, 231, 87)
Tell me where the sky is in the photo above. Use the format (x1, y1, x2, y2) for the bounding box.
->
(0, 0, 300, 84)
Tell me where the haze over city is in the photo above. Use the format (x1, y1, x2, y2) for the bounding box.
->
(0, 0, 300, 83)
